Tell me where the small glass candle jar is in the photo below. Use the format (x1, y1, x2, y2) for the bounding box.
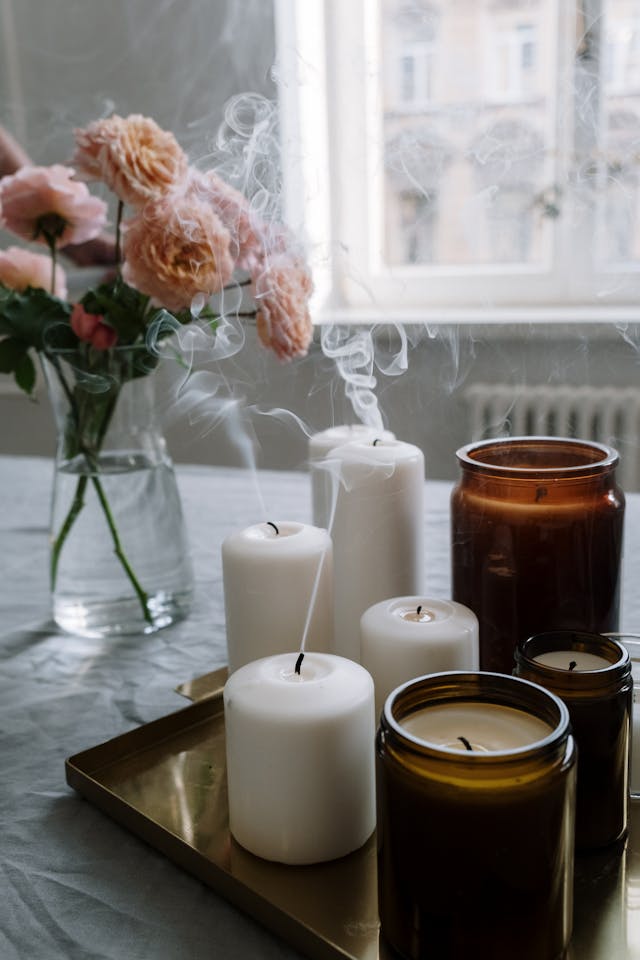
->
(605, 634, 640, 799)
(451, 437, 624, 674)
(514, 631, 632, 852)
(376, 672, 576, 960)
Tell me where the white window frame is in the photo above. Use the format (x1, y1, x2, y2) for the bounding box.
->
(275, 0, 640, 324)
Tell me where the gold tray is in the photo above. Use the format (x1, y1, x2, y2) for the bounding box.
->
(65, 668, 640, 960)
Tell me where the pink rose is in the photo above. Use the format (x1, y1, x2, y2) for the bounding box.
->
(72, 115, 188, 208)
(70, 303, 118, 350)
(188, 169, 264, 272)
(0, 165, 107, 247)
(0, 245, 67, 298)
(122, 192, 234, 312)
(252, 253, 313, 361)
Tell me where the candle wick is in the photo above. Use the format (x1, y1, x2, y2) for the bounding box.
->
(569, 660, 577, 671)
(294, 652, 304, 675)
(457, 736, 473, 752)
(417, 604, 422, 615)
(266, 521, 279, 535)
(372, 438, 381, 446)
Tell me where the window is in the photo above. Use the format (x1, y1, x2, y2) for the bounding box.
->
(276, 0, 640, 321)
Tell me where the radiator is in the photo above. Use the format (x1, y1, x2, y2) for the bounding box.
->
(465, 383, 640, 492)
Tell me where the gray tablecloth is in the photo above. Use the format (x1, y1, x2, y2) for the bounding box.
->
(2, 455, 639, 960)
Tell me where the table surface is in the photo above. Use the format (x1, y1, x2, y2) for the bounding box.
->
(3, 454, 640, 960)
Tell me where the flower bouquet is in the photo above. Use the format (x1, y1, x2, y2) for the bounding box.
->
(0, 114, 313, 637)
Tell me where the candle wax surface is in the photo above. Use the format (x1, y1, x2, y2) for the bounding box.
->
(401, 702, 553, 753)
(533, 650, 612, 671)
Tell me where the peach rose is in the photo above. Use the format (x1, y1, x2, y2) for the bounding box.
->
(252, 253, 313, 361)
(0, 165, 107, 247)
(0, 245, 67, 298)
(73, 114, 188, 207)
(122, 192, 234, 312)
(70, 303, 118, 349)
(189, 169, 264, 273)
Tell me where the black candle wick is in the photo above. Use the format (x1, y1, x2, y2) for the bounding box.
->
(372, 438, 381, 446)
(569, 660, 577, 671)
(295, 652, 304, 675)
(457, 736, 473, 752)
(417, 605, 422, 616)
(266, 521, 279, 535)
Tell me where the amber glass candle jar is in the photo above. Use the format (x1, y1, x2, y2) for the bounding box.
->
(515, 631, 631, 853)
(451, 437, 624, 674)
(376, 672, 576, 960)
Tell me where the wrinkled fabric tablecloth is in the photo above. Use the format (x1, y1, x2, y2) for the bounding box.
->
(2, 455, 639, 960)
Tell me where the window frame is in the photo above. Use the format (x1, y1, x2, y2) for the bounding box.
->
(275, 0, 640, 323)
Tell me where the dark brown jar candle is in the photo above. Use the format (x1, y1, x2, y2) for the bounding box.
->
(451, 437, 624, 674)
(376, 672, 576, 960)
(514, 631, 631, 853)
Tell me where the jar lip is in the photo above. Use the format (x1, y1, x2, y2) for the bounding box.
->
(382, 671, 571, 762)
(516, 631, 630, 686)
(456, 436, 618, 477)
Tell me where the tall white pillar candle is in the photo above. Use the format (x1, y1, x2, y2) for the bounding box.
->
(360, 597, 479, 716)
(328, 439, 425, 662)
(222, 522, 333, 673)
(224, 652, 376, 864)
(309, 425, 395, 528)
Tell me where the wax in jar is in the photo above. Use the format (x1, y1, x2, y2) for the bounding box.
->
(534, 650, 610, 671)
(515, 631, 631, 851)
(402, 702, 552, 752)
(376, 672, 576, 960)
(451, 437, 624, 674)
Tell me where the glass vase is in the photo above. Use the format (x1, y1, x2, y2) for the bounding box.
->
(43, 348, 193, 638)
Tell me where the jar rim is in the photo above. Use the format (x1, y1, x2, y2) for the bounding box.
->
(382, 671, 571, 763)
(456, 436, 618, 478)
(516, 631, 631, 690)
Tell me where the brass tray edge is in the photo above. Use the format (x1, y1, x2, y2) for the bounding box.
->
(65, 694, 357, 960)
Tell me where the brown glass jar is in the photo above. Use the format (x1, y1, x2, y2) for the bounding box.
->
(376, 671, 576, 960)
(451, 437, 624, 674)
(514, 630, 631, 853)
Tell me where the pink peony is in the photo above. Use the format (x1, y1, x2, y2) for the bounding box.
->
(72, 114, 188, 208)
(252, 253, 313, 361)
(0, 165, 107, 247)
(0, 245, 67, 298)
(70, 303, 118, 350)
(189, 169, 264, 273)
(122, 192, 234, 312)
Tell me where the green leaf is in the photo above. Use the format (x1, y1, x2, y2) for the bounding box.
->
(0, 337, 27, 373)
(14, 351, 36, 395)
(0, 285, 71, 351)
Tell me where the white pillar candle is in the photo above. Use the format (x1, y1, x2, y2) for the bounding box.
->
(222, 522, 333, 673)
(360, 597, 479, 716)
(402, 702, 553, 752)
(327, 439, 425, 662)
(224, 652, 376, 864)
(533, 650, 611, 671)
(309, 425, 395, 529)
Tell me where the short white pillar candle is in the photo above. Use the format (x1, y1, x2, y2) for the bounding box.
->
(309, 425, 395, 529)
(222, 522, 333, 673)
(327, 439, 425, 662)
(360, 597, 479, 716)
(224, 652, 376, 864)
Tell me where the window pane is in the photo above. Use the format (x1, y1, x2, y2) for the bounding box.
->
(599, 0, 640, 265)
(381, 0, 558, 267)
